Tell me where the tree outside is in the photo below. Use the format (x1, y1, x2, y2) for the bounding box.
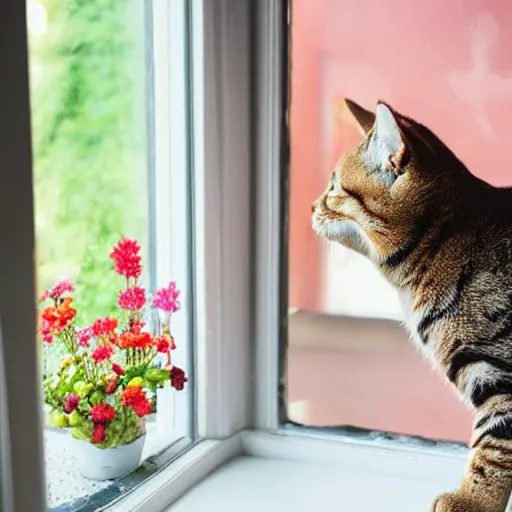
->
(27, 0, 149, 370)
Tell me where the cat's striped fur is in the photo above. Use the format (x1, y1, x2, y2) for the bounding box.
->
(312, 99, 512, 512)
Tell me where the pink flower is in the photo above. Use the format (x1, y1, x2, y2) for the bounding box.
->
(41, 320, 53, 344)
(40, 278, 75, 302)
(64, 393, 80, 413)
(77, 327, 93, 347)
(118, 287, 146, 311)
(110, 238, 142, 279)
(152, 281, 180, 313)
(92, 344, 114, 364)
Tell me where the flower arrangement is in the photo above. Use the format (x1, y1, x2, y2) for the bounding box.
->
(40, 237, 187, 449)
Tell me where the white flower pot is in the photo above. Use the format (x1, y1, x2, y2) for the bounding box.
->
(71, 434, 146, 480)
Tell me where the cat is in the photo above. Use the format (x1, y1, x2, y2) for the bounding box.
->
(312, 99, 512, 512)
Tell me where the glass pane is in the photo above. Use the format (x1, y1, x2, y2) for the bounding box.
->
(27, 0, 195, 509)
(284, 0, 512, 443)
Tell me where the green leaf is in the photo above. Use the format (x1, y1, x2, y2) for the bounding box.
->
(77, 398, 91, 412)
(144, 367, 170, 384)
(89, 390, 105, 405)
(70, 426, 91, 441)
(68, 410, 84, 427)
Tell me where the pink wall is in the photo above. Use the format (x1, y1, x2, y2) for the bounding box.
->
(289, 0, 512, 311)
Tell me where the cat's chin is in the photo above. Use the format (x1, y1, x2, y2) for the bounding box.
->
(312, 212, 373, 258)
(313, 210, 353, 240)
(317, 218, 360, 243)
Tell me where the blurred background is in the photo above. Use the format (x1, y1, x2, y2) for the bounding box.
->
(286, 0, 512, 442)
(27, 0, 149, 374)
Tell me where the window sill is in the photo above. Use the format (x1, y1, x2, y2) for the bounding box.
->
(105, 435, 243, 512)
(135, 429, 469, 512)
(165, 453, 458, 512)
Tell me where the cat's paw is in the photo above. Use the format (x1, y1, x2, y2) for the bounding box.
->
(431, 492, 482, 512)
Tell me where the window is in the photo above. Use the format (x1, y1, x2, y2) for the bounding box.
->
(1, 0, 252, 510)
(2, 0, 486, 511)
(284, 0, 512, 444)
(25, 0, 193, 509)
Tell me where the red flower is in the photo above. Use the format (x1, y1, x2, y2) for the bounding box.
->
(92, 344, 114, 364)
(118, 331, 152, 350)
(128, 318, 145, 333)
(133, 399, 152, 417)
(121, 386, 152, 418)
(112, 363, 125, 376)
(121, 385, 145, 406)
(92, 423, 106, 444)
(118, 287, 146, 311)
(40, 297, 76, 335)
(90, 403, 116, 424)
(110, 238, 142, 279)
(77, 327, 93, 347)
(105, 379, 118, 395)
(64, 393, 80, 414)
(92, 317, 118, 340)
(154, 335, 175, 353)
(170, 366, 187, 391)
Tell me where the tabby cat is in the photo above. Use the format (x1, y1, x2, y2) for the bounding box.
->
(312, 99, 512, 512)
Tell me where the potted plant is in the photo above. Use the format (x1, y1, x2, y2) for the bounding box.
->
(40, 237, 188, 480)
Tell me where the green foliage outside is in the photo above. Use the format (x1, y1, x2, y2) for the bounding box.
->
(28, 0, 149, 369)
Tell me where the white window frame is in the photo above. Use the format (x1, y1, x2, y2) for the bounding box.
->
(0, 1, 472, 512)
(149, 0, 194, 441)
(109, 1, 254, 508)
(113, 0, 471, 506)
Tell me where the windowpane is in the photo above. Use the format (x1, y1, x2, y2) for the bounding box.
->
(27, 0, 195, 509)
(283, 0, 512, 443)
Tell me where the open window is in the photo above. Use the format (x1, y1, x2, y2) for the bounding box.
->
(4, 0, 509, 511)
(284, 0, 511, 445)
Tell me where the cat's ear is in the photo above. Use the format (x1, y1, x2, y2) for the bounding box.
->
(369, 102, 408, 174)
(344, 99, 375, 135)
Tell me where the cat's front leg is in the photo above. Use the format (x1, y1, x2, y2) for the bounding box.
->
(431, 491, 485, 512)
(431, 414, 512, 512)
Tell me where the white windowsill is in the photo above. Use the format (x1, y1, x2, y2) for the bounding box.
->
(167, 455, 453, 512)
(106, 435, 243, 512)
(168, 431, 467, 512)
(109, 429, 469, 512)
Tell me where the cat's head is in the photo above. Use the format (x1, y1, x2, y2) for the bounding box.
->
(312, 99, 471, 266)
